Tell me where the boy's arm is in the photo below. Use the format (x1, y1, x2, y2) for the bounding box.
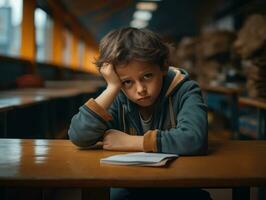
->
(94, 64, 144, 152)
(68, 63, 122, 147)
(143, 81, 208, 155)
(69, 63, 144, 150)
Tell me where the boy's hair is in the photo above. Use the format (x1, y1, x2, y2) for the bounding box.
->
(95, 27, 170, 69)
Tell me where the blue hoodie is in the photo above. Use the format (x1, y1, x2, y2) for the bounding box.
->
(68, 67, 208, 155)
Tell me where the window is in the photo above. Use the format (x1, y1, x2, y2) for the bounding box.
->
(35, 8, 53, 62)
(0, 0, 22, 57)
(63, 29, 72, 66)
(78, 40, 85, 68)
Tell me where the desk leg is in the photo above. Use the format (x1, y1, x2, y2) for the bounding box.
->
(258, 187, 265, 200)
(231, 94, 239, 139)
(82, 187, 109, 200)
(257, 109, 266, 139)
(232, 187, 250, 200)
(0, 111, 7, 138)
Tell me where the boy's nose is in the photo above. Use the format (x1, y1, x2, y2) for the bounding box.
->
(136, 82, 147, 95)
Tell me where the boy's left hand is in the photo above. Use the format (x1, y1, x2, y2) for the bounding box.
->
(103, 129, 143, 151)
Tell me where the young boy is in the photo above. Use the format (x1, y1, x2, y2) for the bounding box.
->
(68, 27, 210, 199)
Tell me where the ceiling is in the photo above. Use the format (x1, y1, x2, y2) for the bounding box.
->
(57, 0, 214, 43)
(40, 0, 265, 43)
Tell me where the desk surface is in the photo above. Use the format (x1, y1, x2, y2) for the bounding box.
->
(1, 88, 86, 98)
(239, 97, 266, 110)
(0, 95, 47, 111)
(0, 85, 99, 111)
(0, 139, 266, 188)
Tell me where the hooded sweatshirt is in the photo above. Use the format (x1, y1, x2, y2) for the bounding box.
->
(68, 67, 208, 155)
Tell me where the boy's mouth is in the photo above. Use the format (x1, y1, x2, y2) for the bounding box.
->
(137, 96, 150, 101)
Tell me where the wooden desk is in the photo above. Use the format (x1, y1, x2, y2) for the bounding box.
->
(201, 84, 244, 138)
(1, 88, 81, 99)
(0, 139, 265, 200)
(0, 94, 48, 110)
(0, 85, 101, 138)
(0, 96, 48, 138)
(239, 97, 266, 110)
(239, 97, 266, 139)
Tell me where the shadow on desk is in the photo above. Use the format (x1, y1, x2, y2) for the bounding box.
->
(76, 141, 223, 154)
(208, 140, 224, 155)
(77, 141, 103, 150)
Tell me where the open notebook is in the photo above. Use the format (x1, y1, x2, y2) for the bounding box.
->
(100, 152, 178, 167)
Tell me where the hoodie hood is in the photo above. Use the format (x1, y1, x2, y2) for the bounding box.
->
(161, 67, 188, 97)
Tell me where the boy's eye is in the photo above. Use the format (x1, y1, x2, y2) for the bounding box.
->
(143, 73, 153, 80)
(122, 80, 132, 87)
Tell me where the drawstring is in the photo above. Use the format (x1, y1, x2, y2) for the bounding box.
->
(122, 105, 126, 132)
(168, 96, 176, 128)
(121, 104, 136, 135)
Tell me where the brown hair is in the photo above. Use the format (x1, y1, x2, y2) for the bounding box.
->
(95, 27, 170, 70)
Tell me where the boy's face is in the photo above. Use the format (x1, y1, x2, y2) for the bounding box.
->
(116, 60, 164, 107)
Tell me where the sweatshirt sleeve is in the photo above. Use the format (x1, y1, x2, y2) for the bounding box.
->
(143, 81, 208, 155)
(68, 97, 119, 147)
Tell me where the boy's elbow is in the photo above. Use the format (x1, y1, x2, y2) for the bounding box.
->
(67, 126, 94, 147)
(68, 128, 88, 147)
(68, 113, 102, 147)
(189, 129, 208, 155)
(68, 125, 103, 148)
(160, 127, 208, 155)
(178, 129, 208, 155)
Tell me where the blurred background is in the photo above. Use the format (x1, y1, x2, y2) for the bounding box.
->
(0, 1, 266, 199)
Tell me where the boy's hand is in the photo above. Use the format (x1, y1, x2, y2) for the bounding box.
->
(100, 63, 121, 89)
(103, 129, 143, 151)
(94, 63, 121, 110)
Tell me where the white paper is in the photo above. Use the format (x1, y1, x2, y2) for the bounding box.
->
(100, 152, 178, 166)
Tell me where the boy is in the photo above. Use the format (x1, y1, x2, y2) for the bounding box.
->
(68, 27, 210, 199)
